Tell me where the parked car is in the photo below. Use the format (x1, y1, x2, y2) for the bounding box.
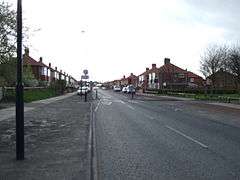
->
(102, 86, 106, 90)
(93, 86, 99, 91)
(77, 86, 88, 95)
(113, 85, 121, 91)
(122, 86, 127, 93)
(126, 85, 136, 93)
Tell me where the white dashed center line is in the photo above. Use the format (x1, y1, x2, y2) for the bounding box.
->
(166, 125, 208, 149)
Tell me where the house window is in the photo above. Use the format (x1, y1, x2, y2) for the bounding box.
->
(148, 74, 151, 83)
(41, 67, 48, 76)
(177, 73, 185, 78)
(41, 67, 47, 76)
(152, 73, 155, 82)
(47, 69, 50, 77)
(190, 78, 194, 83)
(55, 73, 59, 79)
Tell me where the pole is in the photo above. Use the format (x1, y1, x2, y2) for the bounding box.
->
(84, 90, 87, 102)
(95, 89, 98, 99)
(84, 80, 87, 102)
(16, 0, 24, 160)
(80, 79, 82, 98)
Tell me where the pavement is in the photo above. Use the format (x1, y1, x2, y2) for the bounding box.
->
(93, 89, 240, 180)
(0, 92, 93, 180)
(136, 92, 240, 110)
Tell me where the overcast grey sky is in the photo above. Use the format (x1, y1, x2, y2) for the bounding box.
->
(6, 0, 240, 81)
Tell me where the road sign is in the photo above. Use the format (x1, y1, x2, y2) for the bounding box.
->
(83, 69, 88, 75)
(81, 75, 89, 79)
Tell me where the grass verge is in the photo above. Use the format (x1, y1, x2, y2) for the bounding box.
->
(3, 88, 58, 103)
(161, 92, 240, 102)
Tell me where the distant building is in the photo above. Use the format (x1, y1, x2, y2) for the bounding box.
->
(206, 69, 238, 90)
(127, 73, 138, 87)
(23, 48, 78, 87)
(138, 58, 204, 90)
(120, 75, 128, 86)
(106, 58, 204, 91)
(23, 48, 49, 81)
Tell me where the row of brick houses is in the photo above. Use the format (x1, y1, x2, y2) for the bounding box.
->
(23, 48, 78, 87)
(106, 58, 205, 91)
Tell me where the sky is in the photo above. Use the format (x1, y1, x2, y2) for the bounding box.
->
(5, 0, 240, 82)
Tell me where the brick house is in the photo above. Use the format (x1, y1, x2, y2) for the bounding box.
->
(138, 58, 204, 90)
(48, 63, 56, 83)
(23, 48, 77, 87)
(145, 64, 159, 89)
(126, 73, 138, 87)
(158, 58, 204, 90)
(138, 67, 149, 90)
(23, 48, 49, 81)
(206, 69, 238, 90)
(120, 75, 128, 86)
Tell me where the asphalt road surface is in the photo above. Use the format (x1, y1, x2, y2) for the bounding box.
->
(93, 89, 240, 180)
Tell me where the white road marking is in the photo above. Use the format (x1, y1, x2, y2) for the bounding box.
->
(127, 104, 135, 110)
(174, 108, 182, 112)
(106, 102, 112, 106)
(144, 114, 154, 120)
(94, 100, 101, 112)
(165, 125, 208, 149)
(119, 100, 126, 104)
(128, 100, 140, 104)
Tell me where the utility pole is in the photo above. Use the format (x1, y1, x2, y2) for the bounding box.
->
(16, 0, 24, 160)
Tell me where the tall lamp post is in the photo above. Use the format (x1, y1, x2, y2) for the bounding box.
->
(16, 0, 24, 160)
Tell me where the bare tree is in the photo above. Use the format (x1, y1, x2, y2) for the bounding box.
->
(228, 46, 240, 89)
(200, 44, 229, 88)
(200, 45, 229, 77)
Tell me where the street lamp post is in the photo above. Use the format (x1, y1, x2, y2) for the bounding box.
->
(16, 0, 24, 160)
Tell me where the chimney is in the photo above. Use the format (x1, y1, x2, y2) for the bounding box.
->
(146, 67, 149, 71)
(55, 67, 57, 71)
(164, 58, 170, 65)
(130, 73, 133, 76)
(60, 70, 62, 74)
(123, 75, 126, 79)
(39, 57, 43, 63)
(24, 48, 29, 56)
(49, 63, 51, 67)
(152, 64, 156, 69)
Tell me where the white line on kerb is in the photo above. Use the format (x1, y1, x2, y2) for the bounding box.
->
(165, 125, 208, 149)
(94, 100, 101, 112)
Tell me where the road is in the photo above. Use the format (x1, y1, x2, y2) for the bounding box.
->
(93, 89, 240, 180)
